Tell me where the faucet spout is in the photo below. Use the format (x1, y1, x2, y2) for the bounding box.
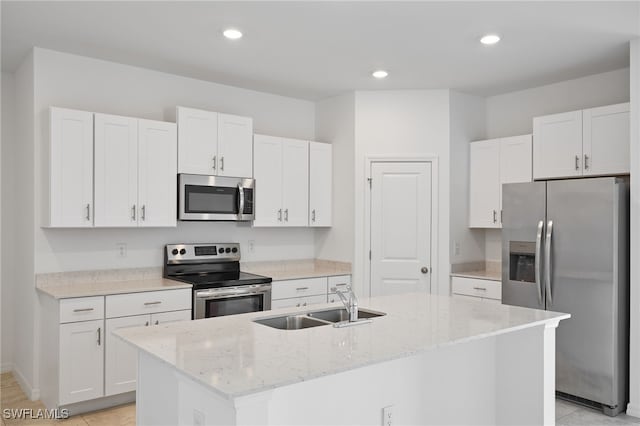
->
(333, 286, 358, 322)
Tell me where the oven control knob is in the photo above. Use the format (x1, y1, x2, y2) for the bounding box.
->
(231, 248, 238, 253)
(179, 249, 186, 255)
(225, 248, 231, 253)
(171, 249, 179, 256)
(219, 248, 224, 254)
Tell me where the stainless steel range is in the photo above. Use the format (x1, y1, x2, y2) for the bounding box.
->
(164, 243, 272, 320)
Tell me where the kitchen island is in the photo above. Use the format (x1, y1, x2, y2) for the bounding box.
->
(115, 292, 569, 426)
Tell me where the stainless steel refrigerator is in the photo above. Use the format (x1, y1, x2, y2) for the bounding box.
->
(501, 177, 629, 416)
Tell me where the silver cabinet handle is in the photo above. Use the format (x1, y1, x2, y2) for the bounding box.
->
(335, 283, 348, 287)
(73, 308, 94, 313)
(131, 205, 136, 221)
(141, 205, 146, 221)
(303, 302, 307, 307)
(86, 204, 91, 221)
(493, 210, 497, 224)
(277, 209, 282, 222)
(145, 321, 149, 326)
(311, 209, 316, 222)
(220, 156, 224, 172)
(284, 209, 289, 222)
(155, 320, 159, 325)
(238, 184, 245, 216)
(535, 220, 544, 305)
(212, 155, 217, 170)
(545, 220, 554, 306)
(575, 155, 580, 170)
(97, 327, 101, 346)
(296, 287, 309, 291)
(296, 303, 301, 307)
(584, 154, 590, 170)
(500, 210, 503, 224)
(473, 287, 487, 291)
(144, 301, 162, 306)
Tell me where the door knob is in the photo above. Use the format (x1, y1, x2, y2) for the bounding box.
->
(421, 267, 429, 274)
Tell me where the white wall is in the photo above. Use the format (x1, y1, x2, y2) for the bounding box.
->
(486, 68, 630, 139)
(449, 91, 486, 265)
(32, 48, 318, 273)
(353, 90, 451, 296)
(314, 93, 355, 263)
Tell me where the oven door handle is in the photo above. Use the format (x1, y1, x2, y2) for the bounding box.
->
(238, 184, 245, 216)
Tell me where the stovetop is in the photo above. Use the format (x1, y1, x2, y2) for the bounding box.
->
(168, 271, 272, 290)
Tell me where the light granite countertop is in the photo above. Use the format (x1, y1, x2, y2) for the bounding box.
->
(115, 292, 569, 400)
(241, 259, 351, 281)
(450, 261, 501, 281)
(450, 270, 501, 281)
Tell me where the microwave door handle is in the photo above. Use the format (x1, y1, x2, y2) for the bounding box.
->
(238, 184, 245, 216)
(535, 220, 544, 305)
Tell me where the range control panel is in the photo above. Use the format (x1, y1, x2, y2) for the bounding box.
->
(165, 243, 240, 263)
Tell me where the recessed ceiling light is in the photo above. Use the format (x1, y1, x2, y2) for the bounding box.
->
(480, 34, 500, 45)
(372, 70, 388, 79)
(223, 29, 243, 40)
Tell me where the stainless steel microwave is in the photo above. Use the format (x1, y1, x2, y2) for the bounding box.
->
(178, 174, 255, 221)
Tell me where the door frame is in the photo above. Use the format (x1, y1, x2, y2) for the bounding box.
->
(364, 155, 439, 297)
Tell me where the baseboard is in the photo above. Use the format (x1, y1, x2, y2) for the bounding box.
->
(0, 362, 13, 373)
(62, 392, 135, 416)
(627, 402, 640, 419)
(12, 364, 40, 401)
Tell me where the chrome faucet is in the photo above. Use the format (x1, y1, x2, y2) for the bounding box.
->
(333, 286, 358, 322)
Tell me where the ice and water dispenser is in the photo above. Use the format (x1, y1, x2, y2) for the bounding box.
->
(508, 241, 536, 283)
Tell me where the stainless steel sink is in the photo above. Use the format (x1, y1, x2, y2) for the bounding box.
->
(253, 314, 331, 330)
(307, 308, 386, 323)
(253, 308, 386, 330)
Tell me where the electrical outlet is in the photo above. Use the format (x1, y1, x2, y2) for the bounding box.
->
(116, 243, 127, 258)
(454, 241, 461, 256)
(248, 240, 255, 253)
(193, 409, 205, 426)
(382, 405, 394, 426)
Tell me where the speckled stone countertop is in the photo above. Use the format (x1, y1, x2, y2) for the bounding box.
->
(450, 261, 501, 281)
(115, 292, 569, 400)
(241, 259, 351, 281)
(36, 267, 191, 299)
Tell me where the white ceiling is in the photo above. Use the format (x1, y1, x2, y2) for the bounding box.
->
(2, 1, 639, 100)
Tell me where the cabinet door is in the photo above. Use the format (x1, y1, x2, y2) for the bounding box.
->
(138, 119, 177, 227)
(282, 138, 309, 227)
(499, 134, 532, 225)
(583, 103, 630, 176)
(150, 310, 192, 325)
(177, 107, 218, 175)
(59, 319, 104, 404)
(94, 114, 139, 227)
(533, 110, 583, 179)
(253, 134, 283, 227)
(48, 107, 94, 227)
(469, 140, 500, 228)
(271, 294, 327, 310)
(217, 114, 253, 178)
(105, 314, 150, 396)
(309, 142, 332, 227)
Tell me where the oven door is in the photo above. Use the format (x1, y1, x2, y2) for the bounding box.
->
(193, 284, 272, 319)
(179, 174, 254, 221)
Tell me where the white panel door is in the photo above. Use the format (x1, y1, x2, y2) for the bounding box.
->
(217, 113, 253, 178)
(282, 138, 309, 227)
(48, 107, 94, 227)
(138, 119, 177, 227)
(309, 142, 332, 227)
(469, 140, 500, 228)
(583, 103, 630, 176)
(533, 110, 583, 179)
(370, 162, 432, 296)
(253, 134, 283, 227)
(176, 106, 218, 175)
(59, 319, 104, 405)
(499, 134, 532, 225)
(94, 114, 138, 227)
(150, 310, 192, 325)
(105, 315, 150, 396)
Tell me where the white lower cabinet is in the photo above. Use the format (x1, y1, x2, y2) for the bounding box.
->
(271, 295, 327, 310)
(270, 275, 352, 309)
(151, 309, 192, 325)
(105, 314, 150, 396)
(451, 276, 501, 302)
(59, 319, 105, 405)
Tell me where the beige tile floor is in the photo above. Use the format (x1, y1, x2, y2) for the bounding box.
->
(0, 373, 134, 425)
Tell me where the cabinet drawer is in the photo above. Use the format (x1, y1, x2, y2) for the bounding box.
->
(271, 294, 327, 310)
(105, 289, 191, 318)
(327, 275, 351, 293)
(59, 296, 104, 324)
(272, 277, 327, 300)
(150, 310, 192, 325)
(451, 277, 501, 300)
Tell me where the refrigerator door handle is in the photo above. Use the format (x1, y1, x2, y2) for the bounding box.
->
(545, 220, 554, 307)
(535, 220, 544, 304)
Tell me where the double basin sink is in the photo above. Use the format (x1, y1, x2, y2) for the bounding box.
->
(254, 307, 386, 330)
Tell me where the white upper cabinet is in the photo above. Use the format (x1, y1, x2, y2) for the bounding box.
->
(281, 138, 309, 226)
(46, 107, 94, 227)
(177, 107, 253, 178)
(176, 107, 218, 175)
(469, 135, 532, 229)
(94, 114, 139, 227)
(469, 140, 501, 228)
(138, 119, 178, 227)
(217, 114, 253, 178)
(582, 103, 630, 176)
(253, 134, 283, 227)
(309, 142, 332, 227)
(533, 110, 583, 180)
(533, 103, 629, 180)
